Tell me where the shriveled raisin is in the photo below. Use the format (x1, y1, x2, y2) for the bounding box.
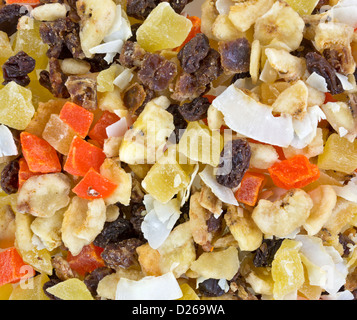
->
(137, 53, 177, 91)
(206, 214, 222, 233)
(83, 267, 114, 297)
(2, 51, 36, 87)
(194, 49, 223, 86)
(253, 238, 283, 268)
(177, 33, 210, 74)
(198, 278, 225, 297)
(218, 38, 251, 74)
(306, 52, 343, 95)
(1, 159, 19, 195)
(231, 71, 251, 84)
(167, 103, 188, 143)
(0, 4, 28, 37)
(169, 0, 193, 14)
(93, 216, 136, 248)
(216, 139, 251, 189)
(178, 96, 211, 122)
(126, 0, 159, 20)
(129, 203, 146, 237)
(86, 54, 111, 73)
(101, 238, 144, 269)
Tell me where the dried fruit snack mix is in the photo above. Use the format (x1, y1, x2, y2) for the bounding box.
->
(0, 0, 357, 302)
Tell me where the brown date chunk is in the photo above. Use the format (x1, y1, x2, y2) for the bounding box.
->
(1, 159, 19, 195)
(101, 238, 144, 269)
(119, 41, 146, 69)
(216, 139, 251, 189)
(323, 47, 355, 76)
(177, 33, 210, 74)
(218, 38, 251, 74)
(2, 51, 35, 87)
(306, 52, 343, 95)
(0, 4, 28, 37)
(123, 83, 155, 116)
(65, 75, 97, 110)
(178, 96, 211, 121)
(137, 53, 177, 92)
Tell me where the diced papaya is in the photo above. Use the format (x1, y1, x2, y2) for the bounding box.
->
(88, 111, 120, 147)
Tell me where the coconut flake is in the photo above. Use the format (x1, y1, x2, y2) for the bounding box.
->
(113, 68, 133, 90)
(89, 39, 124, 55)
(115, 272, 182, 300)
(306, 72, 329, 93)
(330, 5, 357, 27)
(212, 84, 294, 147)
(178, 163, 199, 207)
(320, 290, 354, 300)
(332, 176, 357, 203)
(199, 165, 238, 207)
(106, 117, 129, 138)
(0, 125, 18, 157)
(336, 72, 354, 91)
(141, 195, 181, 249)
(215, 0, 234, 15)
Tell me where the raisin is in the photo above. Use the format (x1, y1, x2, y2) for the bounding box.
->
(119, 41, 146, 69)
(323, 47, 355, 76)
(198, 278, 225, 297)
(166, 103, 188, 144)
(231, 71, 251, 84)
(177, 33, 210, 74)
(65, 75, 97, 110)
(218, 38, 251, 74)
(86, 54, 111, 73)
(2, 51, 36, 87)
(169, 0, 193, 13)
(101, 238, 144, 269)
(126, 0, 159, 20)
(194, 48, 223, 86)
(129, 203, 146, 237)
(178, 96, 211, 122)
(83, 267, 114, 297)
(93, 216, 136, 248)
(137, 53, 177, 92)
(206, 214, 222, 233)
(1, 159, 19, 195)
(216, 139, 251, 189)
(171, 72, 206, 102)
(306, 52, 343, 95)
(0, 4, 28, 37)
(253, 237, 283, 268)
(127, 23, 142, 42)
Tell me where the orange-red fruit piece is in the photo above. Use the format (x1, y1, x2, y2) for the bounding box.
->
(59, 102, 94, 138)
(268, 154, 320, 190)
(0, 247, 35, 287)
(66, 244, 105, 276)
(18, 158, 41, 189)
(72, 168, 117, 200)
(235, 172, 266, 206)
(20, 132, 61, 173)
(64, 136, 106, 177)
(88, 111, 120, 147)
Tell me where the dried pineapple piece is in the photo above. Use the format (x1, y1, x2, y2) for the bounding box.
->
(177, 283, 200, 300)
(283, 0, 319, 16)
(254, 0, 305, 51)
(136, 2, 192, 52)
(17, 173, 71, 218)
(0, 31, 14, 66)
(0, 82, 35, 131)
(272, 239, 304, 300)
(137, 243, 162, 277)
(0, 194, 16, 248)
(9, 273, 50, 300)
(46, 278, 94, 300)
(97, 64, 122, 92)
(98, 87, 128, 116)
(0, 284, 13, 300)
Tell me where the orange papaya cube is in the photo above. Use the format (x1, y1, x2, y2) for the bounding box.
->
(235, 172, 267, 206)
(64, 136, 106, 176)
(0, 247, 35, 287)
(59, 102, 94, 138)
(18, 158, 41, 189)
(88, 111, 120, 146)
(67, 244, 105, 276)
(72, 168, 117, 200)
(20, 132, 61, 173)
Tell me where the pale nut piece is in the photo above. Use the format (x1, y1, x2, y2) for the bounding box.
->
(248, 142, 279, 170)
(201, 0, 219, 40)
(251, 189, 313, 237)
(31, 3, 68, 21)
(254, 0, 304, 52)
(17, 173, 71, 218)
(303, 185, 337, 236)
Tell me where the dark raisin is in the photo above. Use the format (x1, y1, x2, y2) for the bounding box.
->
(291, 38, 317, 58)
(169, 0, 193, 13)
(194, 48, 223, 86)
(306, 52, 344, 95)
(2, 51, 35, 86)
(1, 159, 19, 195)
(65, 75, 97, 110)
(101, 238, 144, 269)
(177, 33, 210, 74)
(206, 214, 222, 233)
(127, 23, 142, 42)
(216, 139, 251, 189)
(339, 232, 355, 258)
(83, 267, 114, 297)
(126, 0, 159, 20)
(86, 54, 111, 72)
(93, 216, 136, 248)
(231, 71, 251, 84)
(323, 47, 355, 76)
(138, 53, 177, 91)
(178, 96, 211, 122)
(218, 38, 251, 74)
(166, 103, 188, 144)
(129, 203, 146, 237)
(253, 238, 283, 268)
(119, 41, 146, 69)
(43, 277, 62, 300)
(171, 72, 206, 102)
(0, 4, 28, 36)
(198, 279, 225, 297)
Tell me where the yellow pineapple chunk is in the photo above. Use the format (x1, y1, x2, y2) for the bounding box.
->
(317, 133, 357, 174)
(283, 0, 319, 16)
(0, 284, 13, 300)
(177, 283, 200, 300)
(9, 273, 50, 300)
(45, 278, 94, 300)
(136, 2, 192, 52)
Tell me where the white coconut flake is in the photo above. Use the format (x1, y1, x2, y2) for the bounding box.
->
(0, 124, 18, 157)
(178, 163, 199, 207)
(332, 176, 357, 203)
(106, 117, 128, 138)
(115, 272, 183, 300)
(336, 72, 354, 91)
(330, 5, 357, 27)
(89, 39, 124, 55)
(338, 126, 348, 137)
(141, 195, 181, 249)
(320, 290, 354, 300)
(218, 279, 230, 293)
(215, 0, 234, 15)
(199, 165, 238, 207)
(306, 72, 329, 93)
(113, 68, 133, 90)
(213, 85, 294, 147)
